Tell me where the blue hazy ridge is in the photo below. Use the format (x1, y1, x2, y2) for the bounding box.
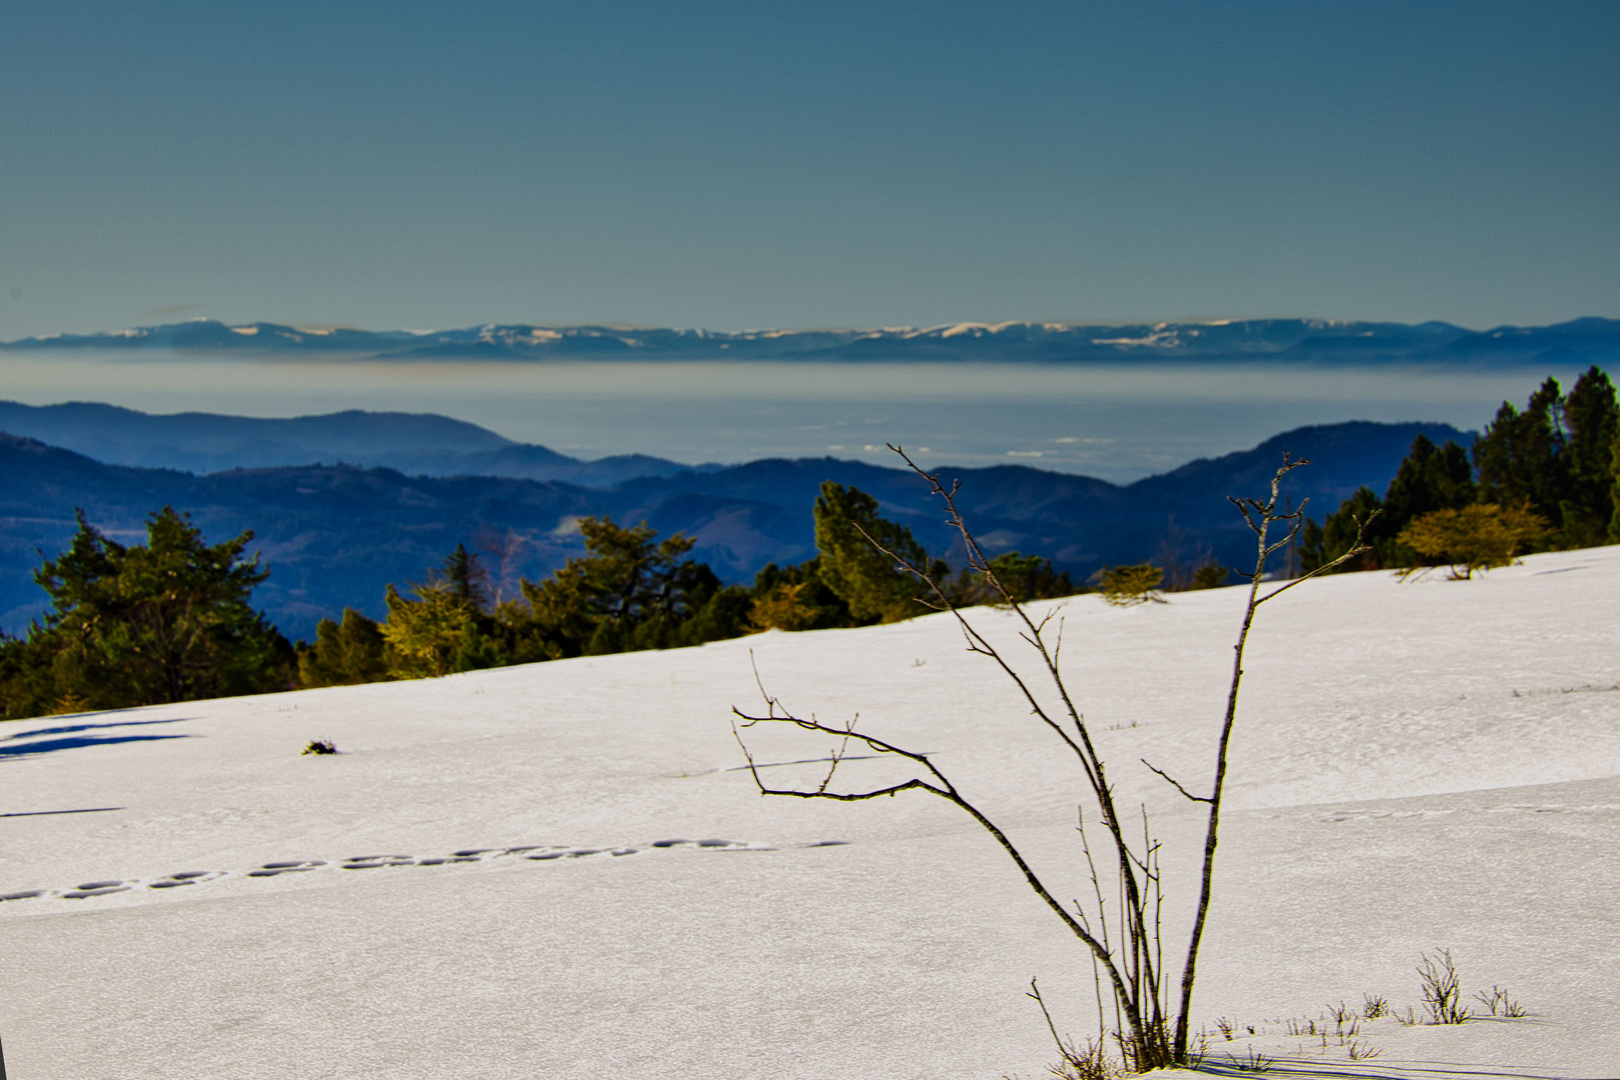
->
(0, 410, 1467, 640)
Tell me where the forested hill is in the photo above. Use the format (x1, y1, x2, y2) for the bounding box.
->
(0, 420, 1465, 639)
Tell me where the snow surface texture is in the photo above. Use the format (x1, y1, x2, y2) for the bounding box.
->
(2, 547, 1617, 1078)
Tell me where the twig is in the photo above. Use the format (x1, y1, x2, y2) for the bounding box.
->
(1140, 759, 1212, 803)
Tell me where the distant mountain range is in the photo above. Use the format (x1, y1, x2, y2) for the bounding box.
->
(0, 407, 1469, 639)
(5, 316, 1618, 366)
(0, 400, 710, 485)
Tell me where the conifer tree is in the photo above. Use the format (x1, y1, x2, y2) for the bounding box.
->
(1188, 562, 1232, 590)
(297, 608, 390, 687)
(1559, 366, 1618, 545)
(745, 558, 850, 631)
(1471, 368, 1617, 546)
(0, 632, 60, 720)
(1611, 418, 1620, 543)
(440, 542, 491, 610)
(1304, 435, 1480, 572)
(1306, 369, 1615, 569)
(813, 482, 940, 623)
(382, 580, 497, 678)
(1099, 563, 1164, 606)
(380, 546, 504, 678)
(507, 517, 746, 659)
(1384, 435, 1477, 528)
(1301, 485, 1387, 572)
(1473, 376, 1566, 523)
(0, 507, 291, 715)
(950, 551, 1074, 606)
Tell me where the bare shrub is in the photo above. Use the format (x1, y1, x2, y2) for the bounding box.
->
(301, 738, 337, 755)
(1347, 1038, 1381, 1061)
(1474, 984, 1528, 1018)
(1225, 1048, 1273, 1072)
(732, 448, 1373, 1069)
(1029, 980, 1121, 1080)
(1361, 993, 1389, 1019)
(472, 525, 526, 605)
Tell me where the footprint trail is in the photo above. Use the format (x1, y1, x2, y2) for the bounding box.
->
(0, 838, 849, 906)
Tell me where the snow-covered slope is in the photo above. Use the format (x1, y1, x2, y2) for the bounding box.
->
(2, 548, 1617, 1078)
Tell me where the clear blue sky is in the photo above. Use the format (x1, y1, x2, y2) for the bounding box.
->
(3, 0, 1617, 338)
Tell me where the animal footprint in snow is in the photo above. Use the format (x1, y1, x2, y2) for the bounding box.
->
(249, 860, 327, 877)
(522, 846, 639, 860)
(0, 836, 846, 906)
(149, 870, 226, 889)
(341, 855, 416, 869)
(62, 880, 133, 898)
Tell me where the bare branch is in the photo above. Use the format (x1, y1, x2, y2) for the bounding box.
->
(1228, 496, 1262, 536)
(1140, 758, 1213, 803)
(846, 513, 1105, 796)
(734, 705, 934, 768)
(1255, 509, 1382, 606)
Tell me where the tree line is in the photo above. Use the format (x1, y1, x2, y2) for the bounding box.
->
(1301, 366, 1618, 575)
(0, 482, 1073, 718)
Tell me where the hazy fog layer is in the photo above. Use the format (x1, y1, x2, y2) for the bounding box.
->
(0, 353, 1584, 482)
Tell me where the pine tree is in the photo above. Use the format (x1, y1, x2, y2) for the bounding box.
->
(0, 631, 60, 720)
(1099, 563, 1164, 606)
(1305, 370, 1615, 571)
(1300, 485, 1386, 573)
(297, 608, 390, 687)
(381, 580, 498, 678)
(1303, 435, 1478, 573)
(1611, 417, 1620, 543)
(1473, 376, 1566, 523)
(1384, 435, 1477, 526)
(950, 551, 1074, 606)
(380, 546, 505, 679)
(1, 507, 292, 714)
(813, 482, 939, 624)
(440, 542, 491, 610)
(506, 517, 745, 659)
(745, 557, 851, 631)
(1470, 368, 1617, 546)
(1559, 366, 1618, 546)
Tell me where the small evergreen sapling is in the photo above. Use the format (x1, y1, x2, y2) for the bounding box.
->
(1099, 563, 1164, 606)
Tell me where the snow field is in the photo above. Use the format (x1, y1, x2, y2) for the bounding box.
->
(1, 546, 1616, 1077)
